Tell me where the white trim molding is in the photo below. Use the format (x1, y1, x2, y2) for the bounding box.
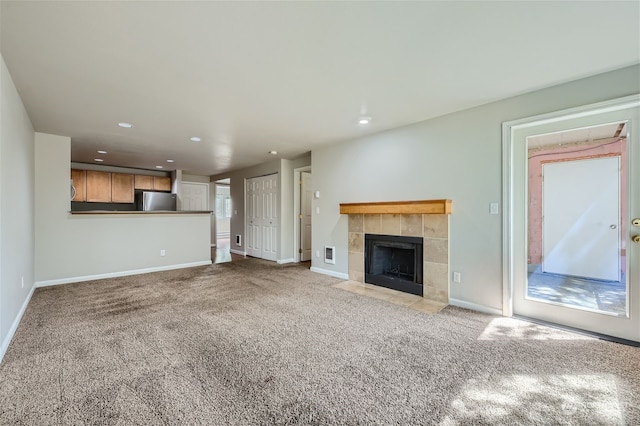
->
(277, 258, 295, 265)
(0, 285, 36, 364)
(230, 249, 246, 256)
(310, 266, 349, 280)
(449, 298, 503, 316)
(35, 260, 212, 288)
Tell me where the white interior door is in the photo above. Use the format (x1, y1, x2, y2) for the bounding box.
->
(181, 182, 209, 211)
(542, 157, 620, 281)
(300, 172, 312, 261)
(261, 174, 278, 261)
(245, 174, 278, 261)
(246, 177, 261, 258)
(505, 97, 640, 342)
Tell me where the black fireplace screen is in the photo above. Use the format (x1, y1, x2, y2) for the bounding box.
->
(364, 234, 423, 296)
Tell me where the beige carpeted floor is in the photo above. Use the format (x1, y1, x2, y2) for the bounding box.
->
(1, 259, 638, 425)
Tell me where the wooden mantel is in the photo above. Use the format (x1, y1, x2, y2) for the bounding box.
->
(340, 199, 452, 215)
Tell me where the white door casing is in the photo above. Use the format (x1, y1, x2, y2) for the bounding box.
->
(300, 172, 312, 262)
(542, 157, 620, 281)
(503, 95, 640, 342)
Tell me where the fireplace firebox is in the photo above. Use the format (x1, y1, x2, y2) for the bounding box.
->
(364, 234, 423, 296)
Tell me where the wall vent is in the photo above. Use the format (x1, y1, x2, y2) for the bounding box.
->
(324, 246, 336, 264)
(236, 234, 242, 246)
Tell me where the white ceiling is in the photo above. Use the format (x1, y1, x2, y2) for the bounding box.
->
(1, 1, 639, 176)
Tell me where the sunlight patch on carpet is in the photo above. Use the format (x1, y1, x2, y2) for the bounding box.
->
(440, 374, 622, 425)
(477, 317, 595, 341)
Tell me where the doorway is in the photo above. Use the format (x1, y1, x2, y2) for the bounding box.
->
(503, 95, 640, 342)
(294, 166, 312, 264)
(214, 178, 231, 263)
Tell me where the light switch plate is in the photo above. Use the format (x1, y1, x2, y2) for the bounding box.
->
(490, 202, 499, 215)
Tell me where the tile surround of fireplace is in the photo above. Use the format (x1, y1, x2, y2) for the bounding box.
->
(347, 212, 450, 304)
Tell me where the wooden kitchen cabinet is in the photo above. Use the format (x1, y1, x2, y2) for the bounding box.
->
(153, 176, 172, 191)
(134, 174, 153, 190)
(70, 169, 86, 201)
(86, 171, 112, 202)
(111, 173, 134, 203)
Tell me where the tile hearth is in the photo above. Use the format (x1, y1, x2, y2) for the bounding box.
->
(333, 280, 447, 314)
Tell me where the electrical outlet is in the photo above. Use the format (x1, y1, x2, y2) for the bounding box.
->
(160, 249, 166, 257)
(453, 272, 461, 283)
(315, 250, 320, 258)
(490, 202, 499, 215)
(21, 276, 24, 289)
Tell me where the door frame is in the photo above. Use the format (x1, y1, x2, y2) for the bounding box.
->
(502, 94, 639, 320)
(293, 166, 311, 263)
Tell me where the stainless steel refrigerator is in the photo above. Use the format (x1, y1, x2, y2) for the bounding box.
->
(135, 191, 177, 211)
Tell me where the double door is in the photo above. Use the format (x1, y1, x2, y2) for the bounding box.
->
(246, 174, 278, 261)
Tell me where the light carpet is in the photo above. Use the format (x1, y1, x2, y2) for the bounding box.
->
(1, 259, 638, 425)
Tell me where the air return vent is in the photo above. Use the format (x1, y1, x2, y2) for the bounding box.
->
(324, 246, 336, 264)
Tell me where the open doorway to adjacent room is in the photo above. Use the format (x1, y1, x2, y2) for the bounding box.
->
(214, 178, 232, 263)
(294, 166, 312, 267)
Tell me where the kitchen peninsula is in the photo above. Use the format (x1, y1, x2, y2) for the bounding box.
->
(35, 133, 212, 288)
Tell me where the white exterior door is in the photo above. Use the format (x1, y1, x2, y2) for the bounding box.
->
(542, 157, 620, 281)
(300, 172, 312, 261)
(246, 174, 278, 261)
(506, 98, 640, 342)
(181, 182, 209, 211)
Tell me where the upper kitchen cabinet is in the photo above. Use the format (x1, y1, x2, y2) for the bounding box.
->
(112, 173, 134, 203)
(134, 175, 153, 190)
(153, 176, 172, 191)
(71, 169, 86, 201)
(86, 170, 112, 202)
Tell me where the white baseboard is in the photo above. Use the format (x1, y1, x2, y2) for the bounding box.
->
(310, 266, 349, 280)
(448, 298, 503, 316)
(277, 258, 295, 265)
(230, 249, 246, 256)
(35, 260, 213, 288)
(210, 244, 217, 248)
(0, 285, 36, 364)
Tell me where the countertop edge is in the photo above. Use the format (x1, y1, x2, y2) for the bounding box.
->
(69, 210, 212, 215)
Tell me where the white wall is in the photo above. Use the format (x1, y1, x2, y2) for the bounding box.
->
(0, 54, 35, 360)
(312, 65, 640, 312)
(35, 133, 212, 285)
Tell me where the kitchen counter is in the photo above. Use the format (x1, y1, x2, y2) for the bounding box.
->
(70, 210, 212, 215)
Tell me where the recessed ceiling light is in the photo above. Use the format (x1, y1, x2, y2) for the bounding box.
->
(268, 150, 278, 155)
(358, 116, 371, 125)
(94, 158, 104, 162)
(190, 137, 201, 142)
(166, 159, 175, 163)
(118, 122, 133, 128)
(155, 165, 163, 169)
(97, 150, 107, 154)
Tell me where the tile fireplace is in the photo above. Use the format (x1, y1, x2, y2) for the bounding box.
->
(341, 200, 451, 304)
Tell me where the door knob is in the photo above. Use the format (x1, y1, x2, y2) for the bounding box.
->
(633, 235, 640, 243)
(610, 224, 617, 229)
(632, 218, 640, 227)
